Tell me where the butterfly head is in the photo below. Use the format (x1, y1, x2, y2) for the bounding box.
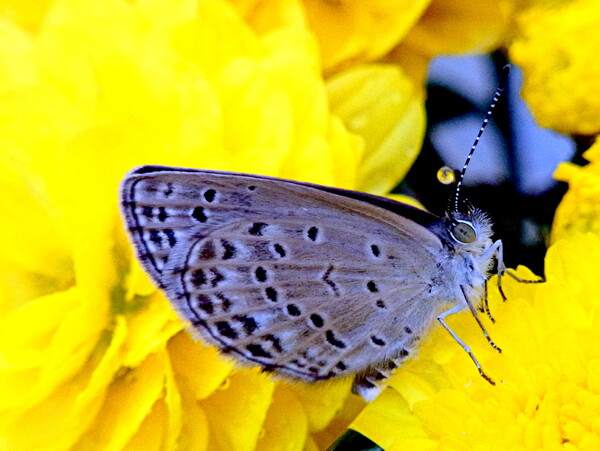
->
(445, 207, 493, 251)
(440, 153, 494, 257)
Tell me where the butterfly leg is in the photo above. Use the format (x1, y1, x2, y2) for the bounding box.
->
(480, 280, 495, 323)
(437, 304, 496, 385)
(460, 286, 501, 353)
(484, 240, 546, 303)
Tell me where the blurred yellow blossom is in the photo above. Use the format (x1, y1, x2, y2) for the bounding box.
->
(510, 0, 600, 135)
(389, 0, 518, 82)
(231, 0, 522, 84)
(552, 138, 600, 242)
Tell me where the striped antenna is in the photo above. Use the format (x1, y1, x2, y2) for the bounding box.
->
(452, 65, 510, 213)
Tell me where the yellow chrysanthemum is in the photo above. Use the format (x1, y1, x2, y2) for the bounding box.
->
(0, 0, 431, 449)
(388, 0, 519, 82)
(351, 233, 600, 449)
(510, 0, 600, 135)
(231, 0, 522, 85)
(552, 138, 600, 242)
(231, 0, 431, 73)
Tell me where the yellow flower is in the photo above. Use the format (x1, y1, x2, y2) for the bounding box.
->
(351, 233, 600, 449)
(388, 0, 520, 82)
(231, 0, 432, 73)
(0, 0, 428, 449)
(510, 0, 600, 135)
(231, 0, 522, 84)
(552, 138, 600, 242)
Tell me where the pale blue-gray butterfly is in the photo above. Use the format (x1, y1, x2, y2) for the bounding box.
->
(119, 66, 541, 401)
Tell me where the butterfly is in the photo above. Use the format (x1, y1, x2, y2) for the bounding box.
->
(119, 65, 542, 400)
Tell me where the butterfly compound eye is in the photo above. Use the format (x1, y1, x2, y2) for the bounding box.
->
(450, 220, 477, 244)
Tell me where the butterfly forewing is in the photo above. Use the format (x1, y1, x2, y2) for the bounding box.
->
(120, 166, 445, 382)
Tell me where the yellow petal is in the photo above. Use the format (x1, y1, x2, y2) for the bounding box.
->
(327, 64, 425, 194)
(122, 291, 182, 367)
(552, 139, 600, 241)
(0, 314, 127, 449)
(302, 0, 431, 72)
(286, 379, 352, 432)
(401, 0, 517, 56)
(351, 388, 435, 450)
(0, 0, 52, 32)
(74, 351, 169, 450)
(0, 289, 78, 409)
(200, 369, 274, 451)
(256, 385, 309, 450)
(168, 331, 234, 400)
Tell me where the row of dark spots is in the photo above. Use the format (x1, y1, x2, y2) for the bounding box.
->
(189, 267, 224, 288)
(291, 358, 306, 369)
(148, 229, 177, 247)
(195, 292, 233, 315)
(291, 357, 342, 378)
(247, 224, 290, 259)
(214, 315, 259, 340)
(141, 206, 169, 222)
(245, 335, 285, 360)
(233, 314, 258, 335)
(221, 239, 285, 261)
(283, 303, 326, 331)
(196, 237, 282, 262)
(262, 289, 324, 328)
(250, 223, 319, 242)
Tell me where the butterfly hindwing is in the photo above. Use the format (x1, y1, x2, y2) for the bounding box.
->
(120, 166, 445, 382)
